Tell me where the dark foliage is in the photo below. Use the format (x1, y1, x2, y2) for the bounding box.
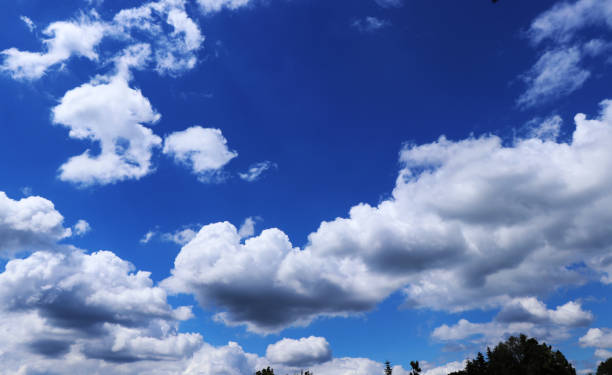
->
(385, 361, 393, 375)
(598, 358, 612, 375)
(410, 360, 422, 375)
(256, 367, 274, 375)
(448, 334, 576, 375)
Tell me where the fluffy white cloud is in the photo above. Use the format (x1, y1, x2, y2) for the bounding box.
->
(266, 336, 332, 367)
(238, 217, 257, 239)
(432, 298, 593, 345)
(239, 161, 276, 182)
(52, 46, 162, 186)
(517, 47, 590, 108)
(3, 0, 205, 80)
(1, 15, 107, 79)
(183, 341, 265, 375)
(163, 127, 238, 182)
(114, 0, 204, 74)
(422, 361, 466, 375)
(164, 101, 612, 333)
(580, 328, 612, 349)
(0, 191, 72, 254)
(195, 0, 253, 13)
(73, 220, 91, 236)
(163, 228, 198, 245)
(0, 249, 201, 373)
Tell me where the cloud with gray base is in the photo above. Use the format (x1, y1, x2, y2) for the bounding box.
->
(163, 100, 612, 334)
(0, 191, 72, 255)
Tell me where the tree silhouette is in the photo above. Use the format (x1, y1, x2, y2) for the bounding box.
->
(448, 334, 576, 375)
(598, 358, 612, 375)
(385, 361, 393, 375)
(410, 360, 422, 375)
(255, 367, 274, 375)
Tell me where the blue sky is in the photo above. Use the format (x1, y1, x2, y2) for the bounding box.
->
(2, 0, 612, 374)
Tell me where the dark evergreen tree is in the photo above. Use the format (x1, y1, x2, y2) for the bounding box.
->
(410, 360, 422, 375)
(448, 334, 576, 375)
(385, 361, 393, 375)
(598, 358, 612, 375)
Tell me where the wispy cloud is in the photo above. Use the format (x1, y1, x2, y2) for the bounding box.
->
(352, 17, 390, 33)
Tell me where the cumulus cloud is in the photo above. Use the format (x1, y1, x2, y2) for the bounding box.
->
(580, 328, 612, 349)
(52, 45, 162, 186)
(0, 191, 72, 254)
(0, 249, 200, 372)
(238, 217, 258, 239)
(163, 127, 238, 182)
(1, 14, 107, 79)
(72, 220, 91, 236)
(164, 102, 612, 333)
(162, 228, 198, 246)
(114, 0, 204, 75)
(239, 161, 276, 182)
(3, 0, 205, 80)
(432, 298, 593, 345)
(266, 336, 332, 368)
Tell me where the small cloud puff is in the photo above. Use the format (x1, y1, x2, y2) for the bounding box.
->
(163, 126, 238, 183)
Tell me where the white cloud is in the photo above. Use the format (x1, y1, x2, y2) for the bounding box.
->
(3, 0, 205, 81)
(73, 220, 91, 236)
(432, 298, 593, 345)
(164, 100, 612, 333)
(266, 336, 332, 368)
(238, 217, 257, 239)
(528, 0, 612, 45)
(1, 15, 107, 80)
(519, 0, 612, 107)
(163, 127, 238, 182)
(422, 361, 466, 375)
(239, 161, 276, 182)
(517, 47, 590, 108)
(0, 249, 200, 372)
(140, 230, 157, 244)
(526, 115, 562, 141)
(195, 0, 253, 13)
(0, 191, 72, 255)
(352, 17, 391, 33)
(163, 228, 198, 246)
(580, 328, 612, 349)
(183, 341, 265, 375)
(595, 348, 612, 359)
(20, 16, 35, 32)
(52, 46, 162, 186)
